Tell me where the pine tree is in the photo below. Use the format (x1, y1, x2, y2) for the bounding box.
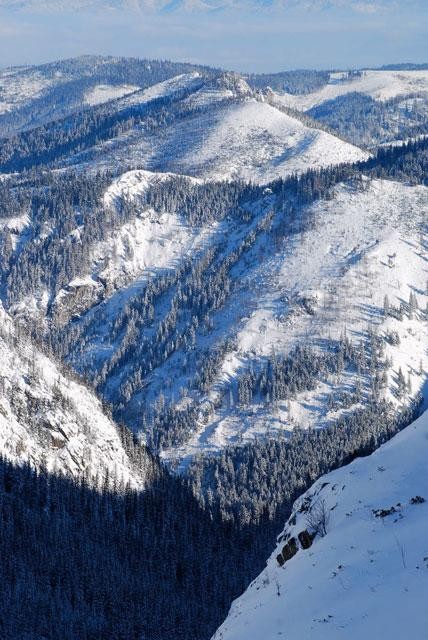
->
(397, 367, 407, 398)
(409, 291, 418, 318)
(383, 294, 390, 316)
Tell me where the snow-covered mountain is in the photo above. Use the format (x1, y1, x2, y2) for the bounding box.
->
(0, 51, 426, 640)
(2, 56, 425, 156)
(0, 57, 211, 135)
(58, 73, 367, 181)
(274, 68, 428, 112)
(0, 61, 368, 176)
(3, 166, 426, 469)
(0, 57, 426, 476)
(213, 409, 428, 640)
(270, 68, 428, 148)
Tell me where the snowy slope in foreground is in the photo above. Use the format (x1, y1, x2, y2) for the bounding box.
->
(214, 410, 428, 640)
(0, 305, 148, 488)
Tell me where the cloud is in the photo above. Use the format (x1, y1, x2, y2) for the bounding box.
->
(0, 0, 426, 71)
(0, 0, 423, 13)
(352, 3, 379, 13)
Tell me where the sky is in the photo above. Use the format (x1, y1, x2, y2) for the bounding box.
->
(0, 1, 427, 72)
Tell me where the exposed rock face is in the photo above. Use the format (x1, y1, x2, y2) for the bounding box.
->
(209, 72, 253, 98)
(278, 537, 298, 565)
(297, 529, 314, 550)
(51, 279, 104, 327)
(276, 553, 285, 567)
(0, 304, 151, 489)
(276, 530, 314, 565)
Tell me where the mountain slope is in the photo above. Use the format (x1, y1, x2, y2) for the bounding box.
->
(270, 69, 428, 148)
(0, 53, 426, 640)
(0, 68, 367, 179)
(62, 84, 368, 181)
(2, 166, 426, 467)
(169, 98, 367, 182)
(213, 409, 428, 640)
(0, 56, 212, 136)
(274, 69, 428, 112)
(161, 176, 427, 466)
(0, 60, 425, 473)
(0, 303, 152, 487)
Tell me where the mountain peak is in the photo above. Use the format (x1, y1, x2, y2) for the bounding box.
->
(208, 71, 253, 96)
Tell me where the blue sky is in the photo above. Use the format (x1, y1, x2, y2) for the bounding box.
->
(0, 1, 427, 71)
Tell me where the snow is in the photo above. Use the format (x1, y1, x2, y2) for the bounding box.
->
(133, 72, 201, 102)
(6, 168, 220, 331)
(0, 303, 146, 488)
(94, 172, 208, 287)
(274, 69, 428, 112)
(0, 67, 53, 114)
(116, 71, 202, 109)
(81, 170, 206, 287)
(0, 210, 30, 248)
(50, 170, 214, 325)
(103, 167, 202, 206)
(182, 85, 236, 109)
(6, 169, 424, 476)
(213, 409, 428, 640)
(0, 64, 200, 131)
(178, 99, 368, 182)
(233, 179, 426, 361)
(10, 287, 51, 320)
(214, 413, 428, 640)
(181, 74, 251, 110)
(162, 178, 428, 467)
(1, 63, 425, 478)
(66, 96, 368, 183)
(84, 83, 140, 106)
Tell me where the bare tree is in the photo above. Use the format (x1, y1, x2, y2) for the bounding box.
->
(306, 498, 330, 538)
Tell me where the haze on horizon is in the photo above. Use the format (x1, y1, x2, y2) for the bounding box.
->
(0, 0, 427, 72)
